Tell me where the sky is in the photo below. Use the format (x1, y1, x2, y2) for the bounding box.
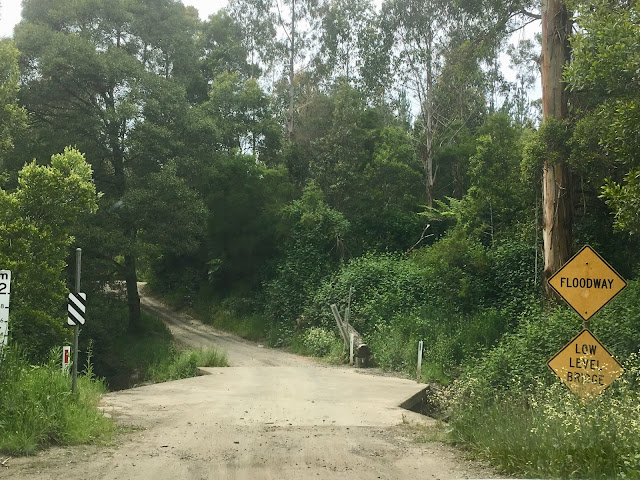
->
(0, 0, 228, 38)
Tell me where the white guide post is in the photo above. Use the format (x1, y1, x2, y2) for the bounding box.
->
(417, 340, 424, 382)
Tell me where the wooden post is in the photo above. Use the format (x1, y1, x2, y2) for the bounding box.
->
(417, 340, 424, 382)
(350, 333, 355, 366)
(330, 304, 348, 346)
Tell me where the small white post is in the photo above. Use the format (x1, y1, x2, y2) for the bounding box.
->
(350, 333, 355, 366)
(417, 340, 424, 382)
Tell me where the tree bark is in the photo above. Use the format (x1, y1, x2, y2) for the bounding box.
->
(541, 0, 572, 295)
(287, 0, 296, 142)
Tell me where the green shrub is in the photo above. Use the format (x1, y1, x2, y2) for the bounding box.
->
(263, 184, 349, 344)
(198, 293, 268, 341)
(299, 327, 341, 357)
(411, 230, 491, 314)
(448, 354, 640, 479)
(485, 238, 542, 317)
(304, 253, 428, 336)
(0, 346, 114, 455)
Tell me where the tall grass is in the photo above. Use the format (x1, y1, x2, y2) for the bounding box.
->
(147, 347, 228, 383)
(0, 346, 114, 455)
(447, 354, 640, 478)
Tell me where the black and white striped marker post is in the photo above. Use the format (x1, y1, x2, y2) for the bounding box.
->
(71, 248, 82, 394)
(67, 292, 86, 326)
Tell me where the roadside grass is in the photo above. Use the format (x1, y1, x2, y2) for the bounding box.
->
(107, 310, 228, 385)
(0, 305, 227, 456)
(147, 348, 228, 382)
(88, 302, 228, 389)
(0, 346, 115, 456)
(200, 303, 267, 342)
(447, 356, 640, 479)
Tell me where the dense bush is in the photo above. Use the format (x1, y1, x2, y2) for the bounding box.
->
(445, 280, 640, 477)
(448, 352, 640, 479)
(304, 253, 428, 334)
(301, 327, 341, 357)
(263, 185, 349, 345)
(411, 230, 491, 314)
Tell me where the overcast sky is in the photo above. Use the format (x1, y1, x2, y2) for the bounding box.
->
(0, 0, 228, 38)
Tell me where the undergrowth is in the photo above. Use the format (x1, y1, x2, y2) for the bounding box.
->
(0, 346, 114, 455)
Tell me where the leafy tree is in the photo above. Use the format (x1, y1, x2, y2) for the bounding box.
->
(204, 155, 294, 292)
(226, 0, 279, 79)
(314, 0, 376, 86)
(0, 40, 26, 170)
(0, 148, 98, 360)
(14, 0, 203, 329)
(565, 0, 640, 239)
(199, 10, 253, 82)
(202, 72, 281, 158)
(264, 184, 348, 340)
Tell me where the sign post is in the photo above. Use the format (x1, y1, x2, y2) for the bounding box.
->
(547, 245, 627, 398)
(0, 270, 11, 351)
(72, 249, 81, 394)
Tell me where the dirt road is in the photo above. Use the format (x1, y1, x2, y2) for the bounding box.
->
(3, 291, 496, 480)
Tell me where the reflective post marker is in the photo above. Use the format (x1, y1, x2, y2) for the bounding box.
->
(417, 340, 424, 382)
(63, 345, 71, 372)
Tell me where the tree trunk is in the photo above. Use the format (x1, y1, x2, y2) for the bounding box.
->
(287, 0, 296, 142)
(541, 0, 572, 295)
(423, 23, 435, 208)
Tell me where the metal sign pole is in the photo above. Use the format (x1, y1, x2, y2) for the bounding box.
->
(72, 248, 81, 394)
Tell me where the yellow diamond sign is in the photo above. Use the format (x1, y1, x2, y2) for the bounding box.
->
(548, 245, 627, 322)
(547, 329, 624, 398)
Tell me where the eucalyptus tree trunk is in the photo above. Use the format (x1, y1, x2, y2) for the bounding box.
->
(541, 0, 572, 295)
(287, 0, 296, 142)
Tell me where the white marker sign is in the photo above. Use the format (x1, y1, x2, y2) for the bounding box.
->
(0, 270, 11, 348)
(62, 346, 71, 372)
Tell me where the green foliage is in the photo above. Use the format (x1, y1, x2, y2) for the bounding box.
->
(0, 148, 98, 360)
(197, 293, 268, 342)
(202, 155, 294, 292)
(263, 184, 349, 344)
(412, 230, 491, 314)
(148, 348, 228, 383)
(565, 0, 640, 238)
(0, 346, 114, 455)
(448, 356, 640, 479)
(602, 169, 640, 236)
(454, 280, 640, 400)
(304, 252, 428, 335)
(0, 40, 26, 166)
(81, 297, 174, 390)
(301, 327, 341, 357)
(446, 282, 640, 478)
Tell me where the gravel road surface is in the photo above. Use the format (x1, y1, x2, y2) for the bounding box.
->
(2, 290, 496, 480)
